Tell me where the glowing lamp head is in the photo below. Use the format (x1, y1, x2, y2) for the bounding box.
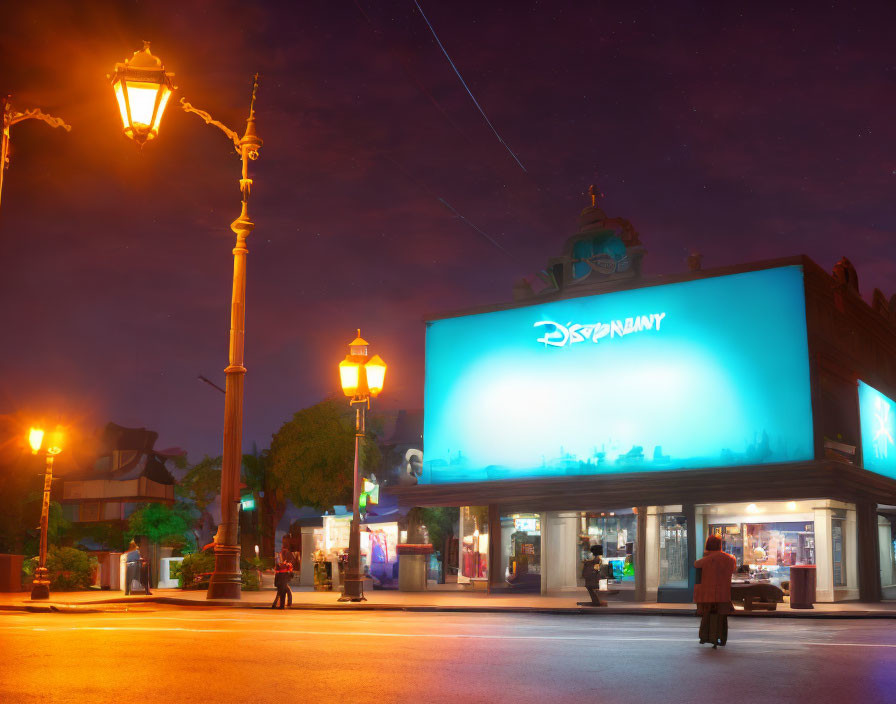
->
(29, 428, 45, 454)
(46, 429, 64, 456)
(339, 357, 362, 397)
(110, 41, 176, 145)
(339, 329, 387, 399)
(365, 355, 386, 397)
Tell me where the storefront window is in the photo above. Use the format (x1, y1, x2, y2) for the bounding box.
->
(659, 514, 688, 588)
(831, 513, 845, 587)
(459, 506, 488, 581)
(705, 501, 816, 586)
(577, 510, 636, 589)
(501, 513, 541, 590)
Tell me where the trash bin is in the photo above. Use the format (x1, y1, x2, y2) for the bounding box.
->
(789, 565, 817, 609)
(397, 544, 433, 592)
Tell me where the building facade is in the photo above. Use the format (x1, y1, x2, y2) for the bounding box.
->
(391, 226, 896, 602)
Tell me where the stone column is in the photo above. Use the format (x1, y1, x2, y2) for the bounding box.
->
(299, 526, 316, 588)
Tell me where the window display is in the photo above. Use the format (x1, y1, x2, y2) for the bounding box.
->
(503, 513, 541, 590)
(709, 520, 815, 586)
(659, 514, 688, 588)
(459, 506, 488, 581)
(577, 511, 636, 589)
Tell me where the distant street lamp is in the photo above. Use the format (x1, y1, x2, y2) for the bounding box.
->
(110, 42, 262, 600)
(28, 426, 64, 600)
(338, 330, 387, 602)
(0, 95, 70, 213)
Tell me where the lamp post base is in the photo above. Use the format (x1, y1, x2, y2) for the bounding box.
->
(338, 574, 367, 602)
(30, 569, 50, 600)
(206, 543, 242, 600)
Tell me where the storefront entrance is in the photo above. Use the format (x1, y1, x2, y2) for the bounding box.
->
(501, 513, 541, 592)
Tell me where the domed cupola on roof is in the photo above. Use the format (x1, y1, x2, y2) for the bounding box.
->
(512, 185, 647, 300)
(538, 185, 646, 294)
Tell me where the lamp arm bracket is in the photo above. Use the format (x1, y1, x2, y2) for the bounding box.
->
(8, 108, 71, 132)
(179, 98, 241, 154)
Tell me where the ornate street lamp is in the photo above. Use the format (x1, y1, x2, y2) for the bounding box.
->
(111, 43, 262, 600)
(338, 330, 387, 602)
(1, 95, 70, 213)
(28, 426, 64, 600)
(108, 42, 175, 145)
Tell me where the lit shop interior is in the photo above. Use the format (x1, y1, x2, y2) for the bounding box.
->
(298, 512, 401, 590)
(452, 499, 867, 601)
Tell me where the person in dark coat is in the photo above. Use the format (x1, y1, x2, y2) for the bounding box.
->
(581, 544, 608, 607)
(694, 534, 737, 648)
(272, 561, 293, 609)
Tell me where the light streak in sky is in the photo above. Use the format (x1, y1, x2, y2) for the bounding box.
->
(414, 0, 528, 173)
(438, 197, 517, 262)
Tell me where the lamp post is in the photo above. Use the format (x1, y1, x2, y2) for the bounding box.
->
(28, 426, 63, 600)
(1, 95, 70, 213)
(110, 42, 262, 599)
(337, 330, 387, 602)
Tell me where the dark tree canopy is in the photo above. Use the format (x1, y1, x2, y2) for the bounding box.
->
(268, 398, 381, 512)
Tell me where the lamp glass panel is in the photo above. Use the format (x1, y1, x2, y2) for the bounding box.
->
(29, 428, 44, 453)
(113, 82, 130, 128)
(151, 86, 172, 132)
(125, 81, 162, 127)
(339, 360, 360, 396)
(365, 356, 386, 395)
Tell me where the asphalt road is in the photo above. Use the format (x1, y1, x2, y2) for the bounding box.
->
(2, 608, 895, 704)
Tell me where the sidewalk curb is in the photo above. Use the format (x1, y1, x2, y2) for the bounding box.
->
(2, 596, 895, 618)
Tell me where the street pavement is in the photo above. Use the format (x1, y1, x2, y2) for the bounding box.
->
(2, 608, 895, 704)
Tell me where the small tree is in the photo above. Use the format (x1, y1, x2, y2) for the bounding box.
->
(268, 398, 381, 512)
(242, 446, 285, 563)
(126, 502, 196, 553)
(176, 455, 221, 548)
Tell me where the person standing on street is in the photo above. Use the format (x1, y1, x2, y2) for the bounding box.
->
(124, 540, 147, 596)
(581, 544, 608, 607)
(272, 560, 293, 609)
(694, 534, 737, 648)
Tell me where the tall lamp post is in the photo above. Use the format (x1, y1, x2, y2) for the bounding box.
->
(28, 427, 64, 600)
(1, 95, 70, 213)
(337, 330, 387, 602)
(110, 42, 262, 599)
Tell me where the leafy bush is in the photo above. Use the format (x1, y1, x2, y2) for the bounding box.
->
(174, 552, 215, 589)
(172, 551, 261, 590)
(22, 547, 97, 591)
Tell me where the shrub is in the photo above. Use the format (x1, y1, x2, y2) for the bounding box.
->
(172, 551, 261, 590)
(175, 552, 215, 589)
(23, 547, 97, 591)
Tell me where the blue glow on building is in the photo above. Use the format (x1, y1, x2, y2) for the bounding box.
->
(422, 265, 814, 484)
(859, 381, 896, 480)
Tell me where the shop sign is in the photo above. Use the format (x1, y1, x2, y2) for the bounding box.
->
(858, 381, 896, 480)
(534, 313, 666, 347)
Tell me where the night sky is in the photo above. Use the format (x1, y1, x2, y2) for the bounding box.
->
(1, 1, 894, 461)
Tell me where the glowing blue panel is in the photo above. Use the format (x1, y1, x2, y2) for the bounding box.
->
(859, 381, 896, 480)
(422, 266, 814, 484)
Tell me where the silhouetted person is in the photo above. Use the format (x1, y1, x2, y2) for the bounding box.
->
(582, 544, 608, 607)
(272, 561, 293, 609)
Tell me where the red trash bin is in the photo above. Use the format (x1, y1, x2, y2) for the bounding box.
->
(789, 565, 817, 609)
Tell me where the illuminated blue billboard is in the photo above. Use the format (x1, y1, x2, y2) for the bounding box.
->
(422, 265, 814, 484)
(859, 381, 896, 480)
